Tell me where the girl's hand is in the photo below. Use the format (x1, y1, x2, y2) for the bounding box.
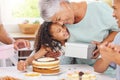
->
(17, 60, 28, 71)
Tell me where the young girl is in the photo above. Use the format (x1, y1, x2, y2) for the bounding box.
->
(17, 22, 70, 71)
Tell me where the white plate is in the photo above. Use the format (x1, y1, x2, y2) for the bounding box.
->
(42, 70, 64, 76)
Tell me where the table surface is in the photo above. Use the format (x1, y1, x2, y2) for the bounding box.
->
(9, 32, 36, 40)
(0, 64, 115, 80)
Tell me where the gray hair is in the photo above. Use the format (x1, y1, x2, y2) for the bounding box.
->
(39, 0, 69, 22)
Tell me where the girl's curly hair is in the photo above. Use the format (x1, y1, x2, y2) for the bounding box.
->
(34, 22, 62, 52)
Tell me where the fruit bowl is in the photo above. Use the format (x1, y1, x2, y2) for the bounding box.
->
(18, 24, 40, 34)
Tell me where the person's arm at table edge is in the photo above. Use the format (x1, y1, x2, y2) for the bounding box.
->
(102, 31, 118, 43)
(94, 58, 110, 73)
(0, 24, 15, 44)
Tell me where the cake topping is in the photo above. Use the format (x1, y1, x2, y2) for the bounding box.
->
(37, 57, 55, 62)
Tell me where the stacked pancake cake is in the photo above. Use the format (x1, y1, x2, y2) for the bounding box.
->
(32, 57, 60, 74)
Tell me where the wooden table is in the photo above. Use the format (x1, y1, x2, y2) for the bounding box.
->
(9, 32, 36, 40)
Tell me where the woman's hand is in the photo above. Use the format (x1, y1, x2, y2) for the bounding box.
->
(91, 41, 101, 59)
(99, 42, 115, 63)
(92, 49, 100, 59)
(99, 42, 120, 65)
(107, 43, 120, 53)
(14, 39, 30, 50)
(17, 60, 28, 71)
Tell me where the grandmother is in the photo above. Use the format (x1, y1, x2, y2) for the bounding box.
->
(39, 0, 119, 65)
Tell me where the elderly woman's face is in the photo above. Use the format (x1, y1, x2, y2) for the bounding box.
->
(113, 0, 120, 27)
(51, 4, 74, 25)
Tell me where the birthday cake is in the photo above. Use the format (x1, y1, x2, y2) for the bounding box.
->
(32, 57, 60, 74)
